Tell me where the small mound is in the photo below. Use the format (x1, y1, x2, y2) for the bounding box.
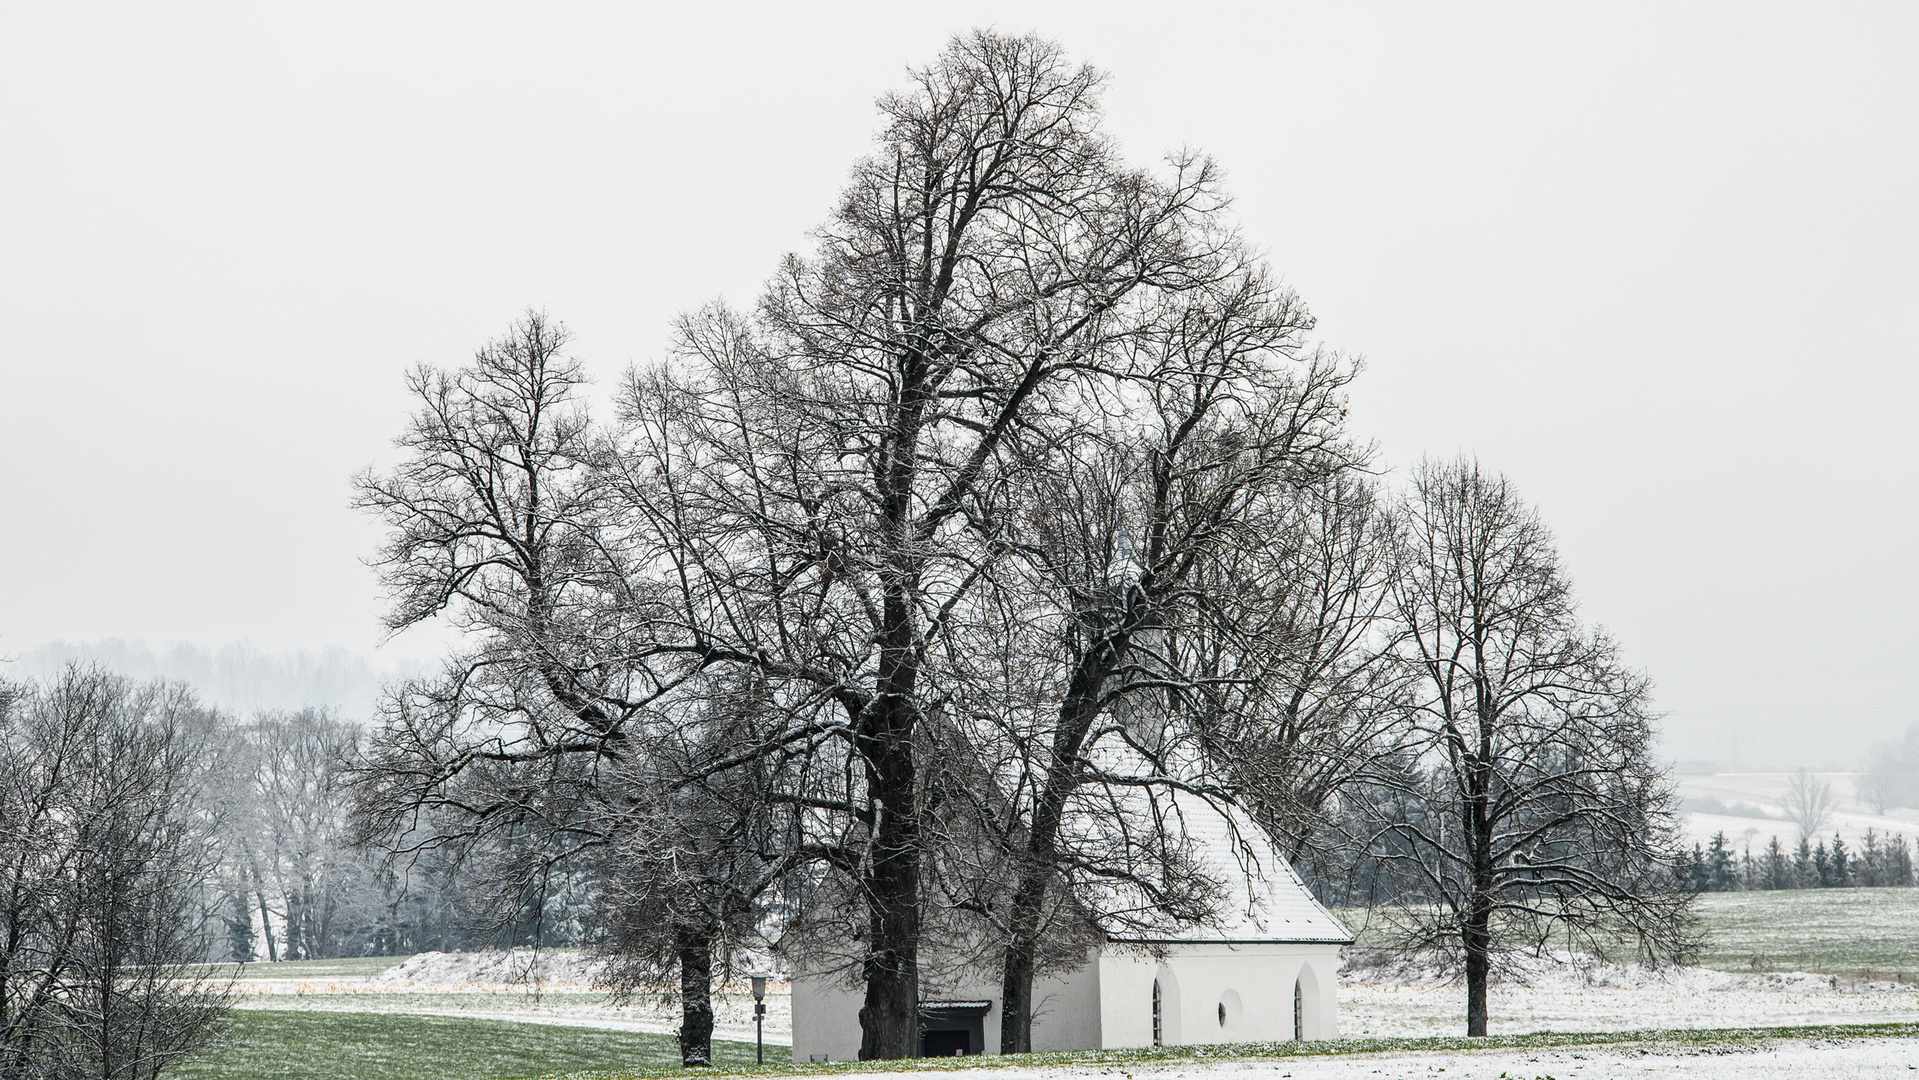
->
(371, 949, 608, 989)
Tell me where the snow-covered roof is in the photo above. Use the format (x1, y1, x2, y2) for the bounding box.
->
(1070, 744, 1352, 946)
(1116, 787, 1352, 945)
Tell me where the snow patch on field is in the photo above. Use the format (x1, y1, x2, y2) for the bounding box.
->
(372, 949, 609, 989)
(1675, 772, 1919, 850)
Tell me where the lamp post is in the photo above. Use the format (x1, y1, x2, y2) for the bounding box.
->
(751, 976, 768, 1065)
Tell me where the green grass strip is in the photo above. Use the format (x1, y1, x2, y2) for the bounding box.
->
(531, 1021, 1919, 1079)
(172, 1009, 762, 1080)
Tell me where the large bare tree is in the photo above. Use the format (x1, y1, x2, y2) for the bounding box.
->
(1352, 459, 1696, 1037)
(1190, 474, 1409, 866)
(351, 310, 796, 1066)
(600, 32, 1243, 1059)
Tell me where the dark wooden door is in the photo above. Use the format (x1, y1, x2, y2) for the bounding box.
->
(921, 1029, 971, 1057)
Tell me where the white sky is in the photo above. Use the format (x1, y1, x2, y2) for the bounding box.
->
(1, 3, 1913, 765)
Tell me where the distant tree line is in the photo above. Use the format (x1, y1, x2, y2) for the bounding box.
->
(199, 706, 597, 962)
(1681, 829, 1918, 892)
(1, 665, 596, 976)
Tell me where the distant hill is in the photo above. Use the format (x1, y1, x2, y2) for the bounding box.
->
(1676, 772, 1919, 850)
(1, 639, 433, 721)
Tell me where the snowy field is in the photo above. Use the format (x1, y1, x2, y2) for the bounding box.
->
(226, 941, 1919, 1047)
(209, 939, 1919, 1078)
(1338, 950, 1919, 1038)
(1692, 888, 1919, 974)
(215, 886, 1919, 1077)
(825, 1040, 1919, 1080)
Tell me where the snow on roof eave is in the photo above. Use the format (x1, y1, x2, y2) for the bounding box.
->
(1288, 876, 1357, 944)
(1104, 932, 1355, 946)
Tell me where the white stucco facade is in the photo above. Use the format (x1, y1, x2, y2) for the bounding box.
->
(789, 938, 1344, 1061)
(1095, 942, 1343, 1046)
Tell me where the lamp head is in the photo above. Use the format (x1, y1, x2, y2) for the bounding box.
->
(751, 976, 767, 1001)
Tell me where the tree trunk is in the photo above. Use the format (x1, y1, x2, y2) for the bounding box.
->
(250, 862, 278, 963)
(1463, 901, 1491, 1037)
(1465, 739, 1494, 1037)
(998, 748, 1078, 1055)
(856, 691, 922, 1060)
(676, 926, 715, 1067)
(998, 913, 1039, 1054)
(858, 377, 928, 1062)
(1000, 629, 1127, 1054)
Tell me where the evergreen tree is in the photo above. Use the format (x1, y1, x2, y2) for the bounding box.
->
(1765, 835, 1792, 890)
(1860, 830, 1884, 887)
(225, 889, 256, 963)
(1831, 833, 1852, 887)
(1685, 842, 1710, 892)
(1794, 836, 1817, 888)
(1890, 834, 1916, 887)
(1706, 832, 1737, 891)
(1813, 839, 1832, 887)
(1738, 843, 1759, 891)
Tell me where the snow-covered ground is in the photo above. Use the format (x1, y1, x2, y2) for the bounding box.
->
(219, 947, 1919, 1075)
(845, 1040, 1919, 1079)
(372, 949, 612, 989)
(1339, 950, 1919, 1037)
(228, 947, 1919, 1050)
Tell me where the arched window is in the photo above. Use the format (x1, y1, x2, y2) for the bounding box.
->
(1292, 977, 1304, 1041)
(1152, 964, 1180, 1046)
(1151, 979, 1162, 1046)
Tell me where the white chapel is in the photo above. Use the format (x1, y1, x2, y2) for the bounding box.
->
(787, 793, 1351, 1060)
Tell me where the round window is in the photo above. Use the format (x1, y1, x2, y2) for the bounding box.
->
(1216, 989, 1243, 1033)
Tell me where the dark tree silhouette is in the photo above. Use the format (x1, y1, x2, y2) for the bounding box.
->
(1353, 460, 1696, 1037)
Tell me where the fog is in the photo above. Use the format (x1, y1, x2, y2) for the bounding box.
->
(7, 639, 426, 721)
(1, 3, 1913, 770)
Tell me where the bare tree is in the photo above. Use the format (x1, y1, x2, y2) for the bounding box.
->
(1782, 769, 1838, 838)
(1858, 766, 1901, 816)
(591, 675, 801, 1067)
(349, 312, 757, 1065)
(1190, 474, 1407, 865)
(967, 272, 1363, 1052)
(0, 668, 231, 1079)
(600, 31, 1244, 1059)
(1856, 727, 1917, 815)
(347, 310, 623, 853)
(1350, 460, 1696, 1037)
(218, 709, 380, 961)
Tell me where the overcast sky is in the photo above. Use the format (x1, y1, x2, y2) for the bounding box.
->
(2, 3, 1913, 766)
